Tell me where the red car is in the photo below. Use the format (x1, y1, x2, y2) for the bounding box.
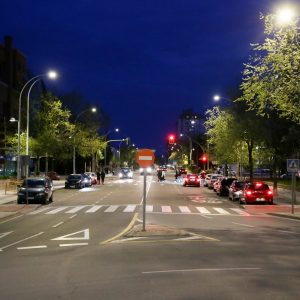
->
(183, 174, 201, 187)
(239, 182, 273, 204)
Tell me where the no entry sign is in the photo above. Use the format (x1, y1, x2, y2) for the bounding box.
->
(136, 149, 155, 168)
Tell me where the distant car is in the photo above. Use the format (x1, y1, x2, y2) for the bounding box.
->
(216, 177, 236, 196)
(204, 174, 212, 187)
(179, 167, 187, 175)
(65, 174, 85, 189)
(207, 174, 223, 189)
(46, 171, 60, 180)
(159, 165, 167, 171)
(239, 182, 273, 205)
(118, 167, 133, 179)
(228, 180, 250, 201)
(183, 174, 201, 187)
(17, 177, 53, 205)
(84, 172, 97, 184)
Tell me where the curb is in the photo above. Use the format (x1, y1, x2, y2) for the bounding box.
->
(267, 213, 300, 220)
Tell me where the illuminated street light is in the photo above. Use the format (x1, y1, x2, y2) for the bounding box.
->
(104, 128, 120, 169)
(276, 6, 295, 25)
(17, 70, 58, 179)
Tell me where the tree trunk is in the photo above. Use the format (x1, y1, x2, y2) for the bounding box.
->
(247, 140, 254, 181)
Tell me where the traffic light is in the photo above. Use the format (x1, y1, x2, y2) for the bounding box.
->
(168, 134, 175, 144)
(201, 155, 207, 163)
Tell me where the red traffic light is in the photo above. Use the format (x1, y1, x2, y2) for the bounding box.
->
(201, 155, 207, 162)
(168, 134, 175, 144)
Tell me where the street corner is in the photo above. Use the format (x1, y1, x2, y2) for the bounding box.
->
(267, 212, 300, 220)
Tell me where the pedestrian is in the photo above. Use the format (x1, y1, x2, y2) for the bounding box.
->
(157, 169, 162, 182)
(96, 171, 101, 185)
(100, 169, 105, 184)
(175, 169, 179, 181)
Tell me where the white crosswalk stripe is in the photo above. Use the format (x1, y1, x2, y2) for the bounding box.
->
(29, 205, 251, 216)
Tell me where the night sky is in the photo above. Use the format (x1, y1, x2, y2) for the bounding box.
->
(1, 0, 294, 153)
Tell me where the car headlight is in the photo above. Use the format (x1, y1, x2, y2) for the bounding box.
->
(128, 172, 133, 177)
(139, 168, 143, 173)
(146, 167, 152, 173)
(83, 178, 89, 183)
(119, 173, 123, 178)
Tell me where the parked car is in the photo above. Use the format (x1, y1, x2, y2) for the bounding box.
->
(84, 172, 97, 184)
(207, 174, 223, 189)
(82, 174, 92, 187)
(118, 167, 133, 179)
(183, 174, 201, 187)
(46, 171, 60, 180)
(179, 167, 187, 175)
(65, 174, 85, 189)
(228, 180, 250, 201)
(216, 177, 236, 196)
(213, 177, 223, 192)
(203, 174, 212, 187)
(17, 177, 53, 205)
(140, 166, 153, 175)
(239, 181, 273, 204)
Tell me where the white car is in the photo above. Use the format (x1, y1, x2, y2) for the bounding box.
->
(84, 172, 97, 184)
(207, 174, 223, 189)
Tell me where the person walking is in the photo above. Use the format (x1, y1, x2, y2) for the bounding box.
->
(100, 169, 106, 184)
(96, 171, 101, 185)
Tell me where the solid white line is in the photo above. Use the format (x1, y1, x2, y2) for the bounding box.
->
(105, 205, 119, 212)
(179, 206, 191, 213)
(232, 222, 255, 228)
(17, 245, 47, 250)
(0, 232, 44, 250)
(213, 207, 230, 215)
(59, 243, 88, 247)
(123, 205, 136, 212)
(85, 205, 102, 213)
(52, 221, 64, 228)
(65, 205, 87, 214)
(142, 267, 262, 274)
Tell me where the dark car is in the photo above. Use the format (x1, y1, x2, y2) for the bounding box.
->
(216, 177, 236, 196)
(179, 167, 187, 175)
(183, 174, 201, 187)
(239, 182, 273, 204)
(17, 177, 53, 205)
(65, 174, 85, 189)
(82, 174, 92, 187)
(118, 167, 133, 179)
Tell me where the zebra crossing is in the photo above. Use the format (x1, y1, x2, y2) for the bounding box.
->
(28, 205, 250, 216)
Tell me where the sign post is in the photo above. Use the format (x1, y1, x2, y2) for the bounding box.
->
(136, 149, 155, 231)
(287, 159, 299, 214)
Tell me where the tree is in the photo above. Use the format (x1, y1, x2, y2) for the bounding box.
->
(240, 13, 300, 123)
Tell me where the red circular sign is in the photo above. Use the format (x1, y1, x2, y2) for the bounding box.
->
(135, 149, 155, 168)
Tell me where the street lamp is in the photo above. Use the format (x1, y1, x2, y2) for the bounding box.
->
(104, 128, 119, 169)
(213, 94, 231, 103)
(276, 6, 295, 25)
(17, 70, 58, 179)
(73, 107, 97, 173)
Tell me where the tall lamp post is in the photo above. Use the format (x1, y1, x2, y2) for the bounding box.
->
(180, 134, 193, 166)
(104, 128, 119, 170)
(73, 107, 97, 174)
(17, 70, 58, 179)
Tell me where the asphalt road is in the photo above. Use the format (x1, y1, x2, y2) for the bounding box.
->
(0, 172, 300, 299)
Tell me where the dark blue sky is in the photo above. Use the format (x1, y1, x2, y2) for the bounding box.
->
(1, 0, 294, 152)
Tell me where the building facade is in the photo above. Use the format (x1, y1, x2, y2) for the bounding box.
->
(177, 109, 204, 137)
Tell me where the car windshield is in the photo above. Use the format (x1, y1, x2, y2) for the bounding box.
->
(22, 180, 45, 188)
(68, 175, 81, 180)
(248, 183, 270, 191)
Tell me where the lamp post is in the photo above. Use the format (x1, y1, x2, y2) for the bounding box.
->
(104, 128, 119, 170)
(180, 133, 193, 167)
(73, 107, 97, 174)
(17, 71, 57, 179)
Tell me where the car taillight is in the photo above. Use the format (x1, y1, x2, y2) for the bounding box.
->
(267, 190, 273, 195)
(197, 178, 200, 182)
(246, 191, 252, 196)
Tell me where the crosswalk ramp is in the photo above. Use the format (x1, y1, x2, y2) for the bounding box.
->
(28, 205, 250, 216)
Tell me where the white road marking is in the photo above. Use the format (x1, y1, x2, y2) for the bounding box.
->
(59, 243, 88, 247)
(0, 232, 44, 250)
(123, 205, 136, 212)
(105, 205, 118, 212)
(69, 214, 77, 219)
(161, 206, 172, 213)
(232, 222, 255, 228)
(230, 208, 250, 216)
(52, 221, 64, 228)
(142, 267, 262, 274)
(65, 206, 87, 214)
(146, 205, 153, 212)
(46, 207, 69, 214)
(0, 231, 13, 239)
(17, 245, 47, 250)
(179, 206, 191, 213)
(196, 207, 211, 214)
(85, 205, 102, 213)
(51, 228, 89, 241)
(28, 207, 51, 215)
(213, 207, 230, 214)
